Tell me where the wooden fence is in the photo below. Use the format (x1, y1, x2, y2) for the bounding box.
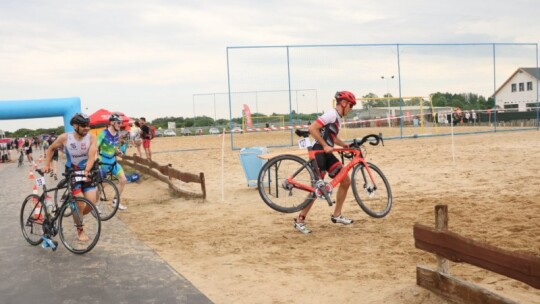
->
(118, 154, 206, 200)
(414, 205, 539, 304)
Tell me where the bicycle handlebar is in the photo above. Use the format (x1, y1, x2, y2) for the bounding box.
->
(352, 133, 384, 148)
(61, 168, 93, 179)
(293, 128, 384, 152)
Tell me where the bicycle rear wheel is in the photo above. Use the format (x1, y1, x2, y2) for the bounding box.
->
(95, 179, 120, 221)
(20, 194, 44, 246)
(257, 154, 316, 213)
(58, 197, 101, 254)
(351, 162, 392, 218)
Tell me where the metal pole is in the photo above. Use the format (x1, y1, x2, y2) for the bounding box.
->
(315, 90, 319, 114)
(213, 94, 216, 122)
(536, 43, 540, 131)
(397, 44, 403, 138)
(492, 44, 498, 132)
(226, 47, 234, 149)
(192, 95, 196, 119)
(286, 46, 293, 145)
(255, 91, 258, 114)
(295, 90, 299, 119)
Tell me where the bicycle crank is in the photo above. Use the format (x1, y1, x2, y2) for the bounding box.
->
(314, 180, 334, 206)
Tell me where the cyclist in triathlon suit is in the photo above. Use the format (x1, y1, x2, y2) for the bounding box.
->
(43, 113, 98, 242)
(23, 137, 34, 164)
(294, 91, 357, 234)
(97, 113, 128, 210)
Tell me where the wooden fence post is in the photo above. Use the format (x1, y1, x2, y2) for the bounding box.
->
(435, 204, 449, 274)
(199, 172, 206, 199)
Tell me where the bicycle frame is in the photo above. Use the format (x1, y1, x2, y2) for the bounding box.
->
(286, 146, 378, 194)
(34, 175, 78, 227)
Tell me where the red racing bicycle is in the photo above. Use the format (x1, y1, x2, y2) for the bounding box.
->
(257, 131, 392, 218)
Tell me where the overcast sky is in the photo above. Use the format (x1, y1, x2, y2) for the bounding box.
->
(1, 0, 538, 132)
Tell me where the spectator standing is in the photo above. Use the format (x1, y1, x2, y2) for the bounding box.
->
(42, 139, 49, 158)
(471, 110, 477, 125)
(139, 117, 152, 160)
(131, 121, 143, 157)
(6, 140, 12, 161)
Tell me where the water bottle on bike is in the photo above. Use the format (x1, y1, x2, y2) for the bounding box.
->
(44, 195, 54, 216)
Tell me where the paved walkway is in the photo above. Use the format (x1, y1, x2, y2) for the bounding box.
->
(0, 157, 213, 304)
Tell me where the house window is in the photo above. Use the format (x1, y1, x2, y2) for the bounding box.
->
(511, 83, 516, 92)
(527, 81, 533, 91)
(519, 83, 524, 91)
(504, 104, 518, 109)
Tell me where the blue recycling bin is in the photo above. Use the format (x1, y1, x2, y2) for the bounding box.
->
(239, 147, 268, 187)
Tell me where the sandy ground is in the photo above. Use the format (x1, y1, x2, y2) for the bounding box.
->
(116, 128, 540, 304)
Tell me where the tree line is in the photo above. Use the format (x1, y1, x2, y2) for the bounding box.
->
(4, 91, 494, 137)
(361, 92, 494, 110)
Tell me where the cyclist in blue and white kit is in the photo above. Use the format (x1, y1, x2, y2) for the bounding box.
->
(97, 113, 128, 210)
(294, 91, 357, 234)
(43, 113, 98, 242)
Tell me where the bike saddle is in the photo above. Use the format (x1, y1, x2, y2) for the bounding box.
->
(295, 129, 310, 138)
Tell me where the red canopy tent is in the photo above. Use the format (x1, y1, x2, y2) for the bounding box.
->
(89, 109, 131, 130)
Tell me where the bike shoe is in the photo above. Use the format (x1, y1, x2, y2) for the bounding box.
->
(330, 214, 354, 225)
(294, 219, 312, 234)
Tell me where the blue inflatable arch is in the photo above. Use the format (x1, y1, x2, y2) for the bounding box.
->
(0, 97, 81, 132)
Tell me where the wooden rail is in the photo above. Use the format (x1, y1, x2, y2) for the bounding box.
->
(118, 154, 206, 200)
(414, 205, 539, 303)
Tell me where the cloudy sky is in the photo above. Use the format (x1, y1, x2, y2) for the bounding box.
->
(1, 0, 538, 132)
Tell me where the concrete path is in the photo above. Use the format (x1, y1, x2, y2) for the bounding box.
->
(0, 157, 213, 304)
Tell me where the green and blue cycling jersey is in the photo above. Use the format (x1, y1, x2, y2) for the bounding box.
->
(97, 128, 124, 177)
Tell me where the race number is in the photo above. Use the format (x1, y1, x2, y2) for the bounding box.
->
(36, 177, 46, 187)
(72, 170, 87, 182)
(298, 137, 312, 149)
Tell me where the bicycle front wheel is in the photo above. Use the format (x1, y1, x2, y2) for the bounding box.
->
(95, 179, 120, 221)
(58, 197, 101, 254)
(351, 162, 392, 218)
(20, 194, 44, 246)
(257, 154, 316, 213)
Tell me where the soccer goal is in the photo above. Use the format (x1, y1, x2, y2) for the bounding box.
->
(347, 96, 449, 137)
(242, 115, 285, 132)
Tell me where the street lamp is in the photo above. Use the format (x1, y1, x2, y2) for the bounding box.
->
(381, 75, 394, 127)
(381, 75, 394, 109)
